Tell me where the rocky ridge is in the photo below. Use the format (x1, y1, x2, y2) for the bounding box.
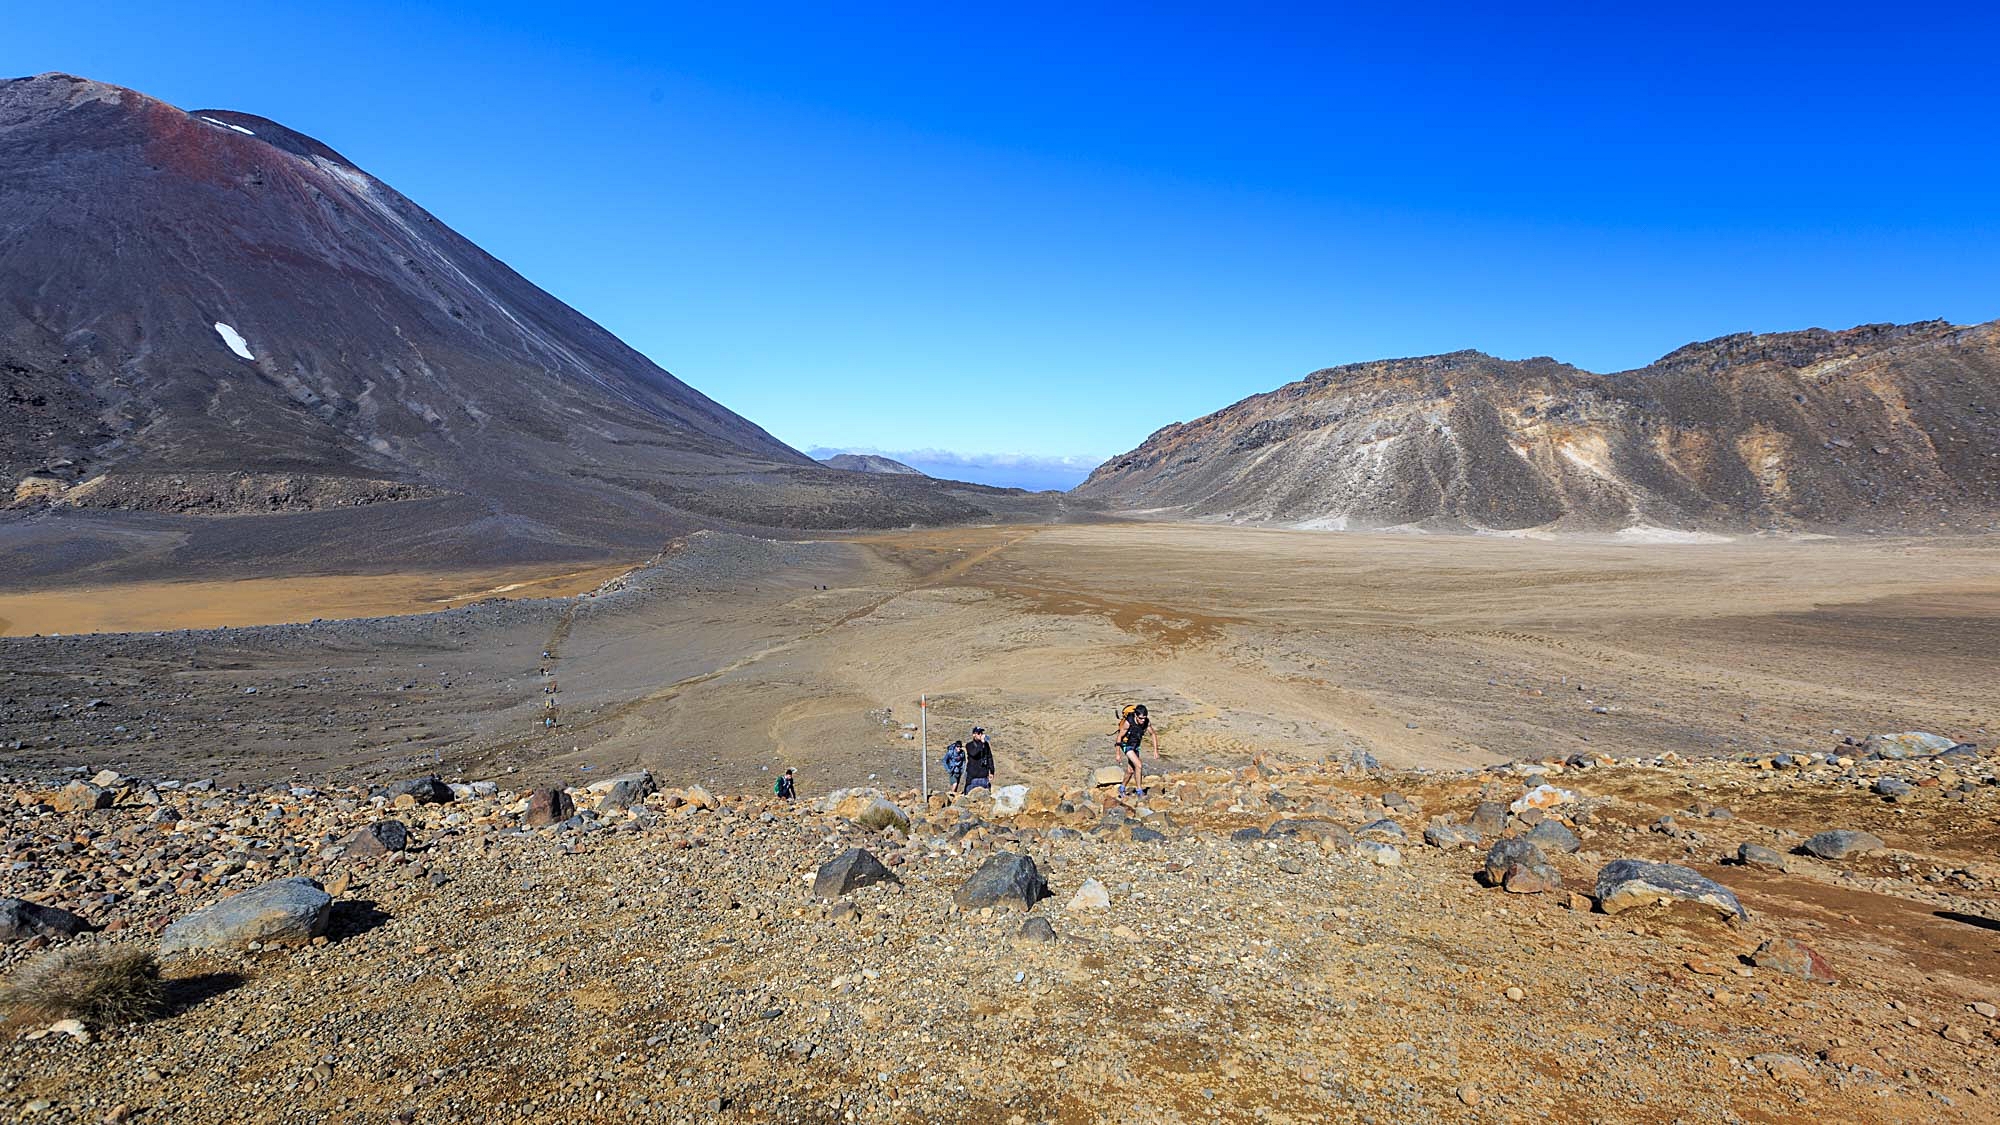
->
(1076, 320, 2000, 534)
(4, 732, 1999, 1122)
(815, 455, 927, 478)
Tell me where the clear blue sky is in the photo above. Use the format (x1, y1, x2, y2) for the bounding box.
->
(8, 2, 1998, 486)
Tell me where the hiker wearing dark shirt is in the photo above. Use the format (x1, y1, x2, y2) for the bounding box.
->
(959, 727, 994, 793)
(774, 768, 797, 801)
(1114, 704, 1160, 796)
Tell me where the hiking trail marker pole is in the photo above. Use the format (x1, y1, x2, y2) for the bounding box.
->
(919, 694, 929, 800)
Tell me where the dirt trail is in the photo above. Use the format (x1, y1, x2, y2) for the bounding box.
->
(9, 523, 1999, 803)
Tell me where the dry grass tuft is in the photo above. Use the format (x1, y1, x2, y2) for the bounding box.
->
(0, 944, 165, 1026)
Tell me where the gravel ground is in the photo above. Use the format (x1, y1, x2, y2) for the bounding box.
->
(4, 744, 1998, 1123)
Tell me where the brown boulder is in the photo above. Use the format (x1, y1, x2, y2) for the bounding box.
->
(526, 787, 574, 827)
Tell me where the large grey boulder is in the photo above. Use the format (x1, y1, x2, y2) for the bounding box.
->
(594, 771, 656, 812)
(1351, 840, 1403, 867)
(954, 852, 1051, 911)
(1356, 818, 1408, 843)
(1422, 821, 1482, 849)
(812, 848, 899, 899)
(1736, 842, 1788, 871)
(384, 776, 453, 804)
(820, 787, 910, 833)
(1470, 801, 1509, 838)
(1862, 732, 1957, 760)
(0, 897, 90, 941)
(1524, 820, 1582, 854)
(342, 820, 409, 857)
(1801, 829, 1886, 861)
(160, 877, 333, 954)
(1594, 859, 1746, 921)
(1482, 839, 1559, 893)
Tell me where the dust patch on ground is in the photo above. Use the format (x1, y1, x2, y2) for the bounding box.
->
(0, 562, 640, 636)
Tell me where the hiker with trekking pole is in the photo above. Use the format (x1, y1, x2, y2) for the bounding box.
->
(1114, 703, 1160, 797)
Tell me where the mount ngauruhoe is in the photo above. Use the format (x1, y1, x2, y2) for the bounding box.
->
(0, 74, 1059, 583)
(1076, 320, 2000, 534)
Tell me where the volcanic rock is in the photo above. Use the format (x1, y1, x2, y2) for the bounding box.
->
(343, 820, 409, 857)
(812, 849, 898, 900)
(954, 853, 1051, 911)
(1594, 859, 1747, 921)
(0, 897, 90, 941)
(385, 777, 453, 805)
(594, 771, 656, 813)
(1862, 732, 1958, 760)
(1752, 937, 1837, 983)
(1524, 820, 1582, 854)
(1422, 821, 1482, 849)
(51, 782, 114, 813)
(159, 877, 333, 954)
(1735, 842, 1788, 871)
(526, 787, 575, 828)
(1802, 830, 1886, 861)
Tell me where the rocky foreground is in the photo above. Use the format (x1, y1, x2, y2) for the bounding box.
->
(4, 736, 1999, 1123)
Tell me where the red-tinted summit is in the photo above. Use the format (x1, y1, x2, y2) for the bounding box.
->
(0, 74, 1054, 579)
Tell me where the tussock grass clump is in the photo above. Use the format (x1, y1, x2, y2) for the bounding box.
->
(0, 945, 165, 1027)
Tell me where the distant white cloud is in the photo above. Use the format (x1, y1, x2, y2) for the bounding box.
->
(806, 446, 1105, 491)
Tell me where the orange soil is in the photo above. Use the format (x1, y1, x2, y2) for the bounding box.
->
(0, 562, 640, 636)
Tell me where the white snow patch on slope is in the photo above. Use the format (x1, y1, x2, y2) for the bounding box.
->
(213, 322, 254, 360)
(199, 115, 256, 136)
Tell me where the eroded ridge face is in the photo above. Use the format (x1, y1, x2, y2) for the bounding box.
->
(1077, 320, 2000, 535)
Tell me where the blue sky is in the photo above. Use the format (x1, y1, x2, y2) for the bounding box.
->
(8, 3, 1999, 488)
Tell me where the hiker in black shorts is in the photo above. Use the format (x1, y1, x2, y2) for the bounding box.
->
(1113, 704, 1159, 796)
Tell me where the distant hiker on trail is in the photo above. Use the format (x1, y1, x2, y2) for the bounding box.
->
(775, 768, 797, 801)
(958, 727, 994, 794)
(1114, 704, 1160, 796)
(941, 740, 966, 791)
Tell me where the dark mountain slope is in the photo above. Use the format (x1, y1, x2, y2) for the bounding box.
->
(1075, 320, 2000, 534)
(0, 74, 1060, 583)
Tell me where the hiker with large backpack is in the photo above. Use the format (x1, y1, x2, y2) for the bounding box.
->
(941, 740, 966, 792)
(1113, 704, 1160, 796)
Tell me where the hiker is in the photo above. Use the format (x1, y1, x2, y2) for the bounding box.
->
(941, 740, 966, 792)
(958, 727, 994, 793)
(774, 768, 797, 801)
(1113, 704, 1160, 796)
